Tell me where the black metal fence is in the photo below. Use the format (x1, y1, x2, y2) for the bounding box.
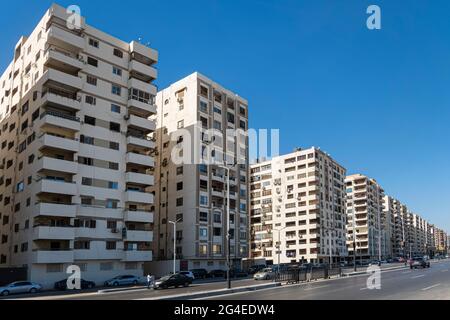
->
(0, 267, 28, 286)
(274, 265, 341, 283)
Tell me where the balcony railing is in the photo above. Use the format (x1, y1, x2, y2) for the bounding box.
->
(40, 110, 80, 122)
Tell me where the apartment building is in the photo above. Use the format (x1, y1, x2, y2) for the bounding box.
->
(345, 174, 386, 261)
(435, 228, 448, 256)
(249, 148, 348, 265)
(0, 4, 157, 287)
(151, 72, 249, 271)
(391, 198, 409, 258)
(382, 195, 397, 258)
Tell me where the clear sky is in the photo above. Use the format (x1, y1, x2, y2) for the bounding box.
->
(1, 0, 449, 231)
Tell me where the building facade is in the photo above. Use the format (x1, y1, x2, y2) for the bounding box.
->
(0, 4, 157, 287)
(345, 174, 386, 261)
(249, 147, 348, 265)
(151, 72, 249, 271)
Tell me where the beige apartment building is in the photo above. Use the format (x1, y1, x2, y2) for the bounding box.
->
(345, 174, 386, 261)
(382, 195, 397, 258)
(249, 147, 348, 265)
(151, 72, 249, 272)
(0, 4, 157, 287)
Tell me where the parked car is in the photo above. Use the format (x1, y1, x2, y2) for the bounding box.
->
(104, 275, 140, 287)
(253, 268, 275, 280)
(248, 264, 266, 274)
(153, 274, 192, 289)
(228, 269, 248, 278)
(410, 257, 430, 269)
(0, 281, 42, 296)
(177, 271, 195, 280)
(190, 269, 209, 279)
(54, 279, 96, 290)
(208, 269, 226, 278)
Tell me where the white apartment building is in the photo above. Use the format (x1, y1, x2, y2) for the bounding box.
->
(382, 195, 397, 258)
(345, 174, 386, 261)
(151, 72, 249, 271)
(250, 147, 348, 265)
(0, 4, 157, 287)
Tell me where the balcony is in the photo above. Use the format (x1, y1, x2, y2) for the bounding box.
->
(124, 210, 154, 223)
(46, 25, 84, 52)
(74, 228, 121, 240)
(128, 97, 157, 117)
(39, 134, 79, 153)
(39, 111, 81, 132)
(129, 60, 157, 83)
(126, 172, 154, 186)
(35, 179, 77, 196)
(42, 69, 83, 91)
(32, 250, 74, 264)
(75, 249, 123, 261)
(124, 230, 153, 242)
(44, 49, 84, 73)
(128, 78, 157, 96)
(34, 203, 77, 218)
(126, 152, 154, 168)
(122, 250, 152, 262)
(130, 41, 158, 64)
(125, 191, 154, 204)
(126, 114, 156, 133)
(41, 90, 81, 112)
(126, 134, 155, 150)
(33, 226, 75, 240)
(37, 157, 78, 174)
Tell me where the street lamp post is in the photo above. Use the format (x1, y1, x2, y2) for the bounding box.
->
(272, 227, 287, 276)
(169, 218, 182, 275)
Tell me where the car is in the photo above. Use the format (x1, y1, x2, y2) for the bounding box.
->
(153, 274, 192, 289)
(177, 271, 195, 280)
(208, 269, 226, 278)
(229, 269, 248, 278)
(410, 257, 430, 269)
(190, 269, 208, 279)
(253, 268, 275, 280)
(248, 264, 266, 274)
(54, 279, 96, 290)
(0, 281, 43, 296)
(104, 275, 140, 287)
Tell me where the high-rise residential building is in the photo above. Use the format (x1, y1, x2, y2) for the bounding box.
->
(435, 228, 448, 256)
(249, 147, 348, 265)
(345, 174, 386, 261)
(0, 4, 158, 287)
(382, 195, 397, 258)
(151, 72, 249, 271)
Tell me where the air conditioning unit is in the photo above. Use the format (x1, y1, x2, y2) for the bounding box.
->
(124, 115, 130, 120)
(111, 229, 119, 234)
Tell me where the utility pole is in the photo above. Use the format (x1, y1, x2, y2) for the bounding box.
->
(169, 218, 182, 275)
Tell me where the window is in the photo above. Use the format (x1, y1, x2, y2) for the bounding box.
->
(85, 95, 96, 105)
(110, 122, 120, 132)
(108, 181, 119, 189)
(84, 116, 96, 126)
(199, 228, 208, 237)
(106, 241, 116, 250)
(113, 48, 123, 58)
(213, 228, 221, 236)
(176, 167, 183, 175)
(87, 56, 98, 67)
(200, 195, 208, 206)
(176, 182, 183, 191)
(16, 181, 24, 192)
(87, 75, 97, 86)
(112, 85, 121, 96)
(177, 120, 184, 129)
(113, 67, 122, 76)
(89, 38, 99, 48)
(199, 245, 208, 255)
(111, 104, 121, 113)
(199, 101, 208, 113)
(176, 197, 183, 206)
(200, 212, 208, 222)
(100, 262, 113, 271)
(110, 141, 119, 150)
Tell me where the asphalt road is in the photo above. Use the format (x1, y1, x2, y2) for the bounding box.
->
(11, 277, 268, 300)
(206, 259, 450, 300)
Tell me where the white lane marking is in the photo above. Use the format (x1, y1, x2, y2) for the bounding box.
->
(304, 285, 330, 291)
(441, 269, 448, 272)
(421, 283, 441, 291)
(360, 287, 368, 291)
(411, 275, 425, 279)
(402, 271, 412, 274)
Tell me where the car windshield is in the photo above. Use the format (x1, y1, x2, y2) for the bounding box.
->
(159, 276, 172, 281)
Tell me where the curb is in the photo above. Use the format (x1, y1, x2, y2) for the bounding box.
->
(140, 282, 282, 300)
(98, 285, 147, 294)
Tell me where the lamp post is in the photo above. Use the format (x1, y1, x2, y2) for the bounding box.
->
(169, 218, 182, 275)
(272, 226, 287, 275)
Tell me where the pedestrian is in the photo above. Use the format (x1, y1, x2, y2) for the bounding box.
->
(150, 274, 155, 289)
(146, 274, 152, 289)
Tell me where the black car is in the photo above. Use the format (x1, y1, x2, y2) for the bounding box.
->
(54, 279, 96, 290)
(153, 274, 192, 289)
(248, 265, 266, 274)
(410, 257, 430, 269)
(190, 268, 208, 279)
(228, 269, 248, 278)
(208, 269, 226, 278)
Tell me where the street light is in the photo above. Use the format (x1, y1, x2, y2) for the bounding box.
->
(169, 218, 182, 275)
(272, 226, 287, 275)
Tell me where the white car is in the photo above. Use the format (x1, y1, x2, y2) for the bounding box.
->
(0, 281, 43, 296)
(178, 271, 195, 280)
(253, 268, 275, 280)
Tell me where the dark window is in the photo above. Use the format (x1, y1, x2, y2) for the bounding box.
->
(110, 122, 120, 132)
(84, 116, 96, 126)
(87, 57, 98, 67)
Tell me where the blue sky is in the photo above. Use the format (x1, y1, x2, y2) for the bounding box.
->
(1, 1, 449, 231)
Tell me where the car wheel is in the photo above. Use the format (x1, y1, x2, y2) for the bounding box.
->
(29, 288, 37, 294)
(162, 285, 168, 289)
(1, 290, 9, 296)
(113, 282, 119, 287)
(183, 282, 189, 287)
